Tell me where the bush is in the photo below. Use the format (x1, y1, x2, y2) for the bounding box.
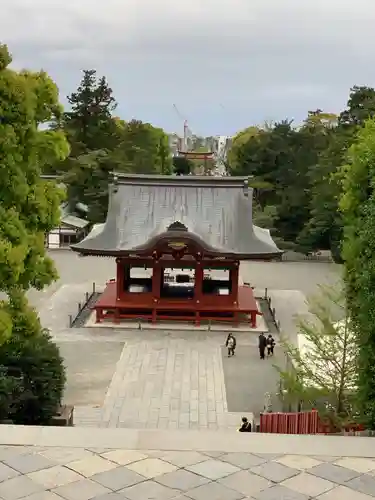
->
(0, 330, 66, 424)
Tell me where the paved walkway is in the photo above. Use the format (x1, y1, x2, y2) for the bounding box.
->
(99, 338, 228, 430)
(1, 430, 375, 499)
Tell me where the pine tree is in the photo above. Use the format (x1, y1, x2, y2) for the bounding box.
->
(64, 69, 118, 153)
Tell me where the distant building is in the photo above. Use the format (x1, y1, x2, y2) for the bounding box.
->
(45, 202, 90, 249)
(40, 176, 90, 249)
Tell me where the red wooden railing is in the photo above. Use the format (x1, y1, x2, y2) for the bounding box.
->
(260, 410, 320, 434)
(259, 410, 365, 435)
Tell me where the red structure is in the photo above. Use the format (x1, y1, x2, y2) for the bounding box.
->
(259, 410, 366, 435)
(177, 151, 214, 171)
(71, 174, 281, 326)
(260, 411, 320, 434)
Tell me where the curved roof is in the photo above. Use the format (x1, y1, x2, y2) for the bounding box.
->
(71, 174, 282, 259)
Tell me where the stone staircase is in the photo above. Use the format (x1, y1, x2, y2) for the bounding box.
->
(73, 405, 253, 431)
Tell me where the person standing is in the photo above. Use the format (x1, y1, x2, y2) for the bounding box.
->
(258, 332, 267, 360)
(267, 334, 275, 356)
(226, 333, 236, 357)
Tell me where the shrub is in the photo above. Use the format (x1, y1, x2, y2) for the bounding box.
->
(0, 330, 66, 424)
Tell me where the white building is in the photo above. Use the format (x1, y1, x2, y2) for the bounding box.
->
(45, 203, 90, 249)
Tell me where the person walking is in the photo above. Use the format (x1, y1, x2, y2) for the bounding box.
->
(267, 334, 275, 357)
(258, 332, 267, 360)
(226, 333, 236, 357)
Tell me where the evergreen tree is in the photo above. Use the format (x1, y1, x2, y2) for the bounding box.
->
(173, 156, 193, 175)
(0, 44, 66, 421)
(58, 71, 173, 221)
(341, 118, 375, 427)
(58, 70, 119, 216)
(339, 86, 375, 127)
(63, 69, 118, 154)
(115, 120, 172, 175)
(0, 44, 67, 317)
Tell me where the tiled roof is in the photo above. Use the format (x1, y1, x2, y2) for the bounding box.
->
(71, 174, 281, 259)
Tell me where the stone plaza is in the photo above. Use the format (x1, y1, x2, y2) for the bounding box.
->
(30, 251, 341, 429)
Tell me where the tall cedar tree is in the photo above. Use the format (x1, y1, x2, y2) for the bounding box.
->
(62, 70, 119, 219)
(63, 69, 118, 154)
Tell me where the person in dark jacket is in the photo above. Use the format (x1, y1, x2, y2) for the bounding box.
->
(258, 333, 267, 360)
(267, 334, 275, 356)
(226, 333, 236, 357)
(238, 416, 252, 432)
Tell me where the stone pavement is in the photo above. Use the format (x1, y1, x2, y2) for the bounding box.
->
(0, 425, 375, 499)
(100, 336, 228, 430)
(37, 282, 281, 430)
(73, 332, 283, 430)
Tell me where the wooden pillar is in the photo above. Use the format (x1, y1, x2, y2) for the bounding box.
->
(230, 261, 239, 304)
(151, 260, 161, 324)
(194, 261, 203, 302)
(96, 308, 103, 323)
(116, 258, 124, 300)
(152, 260, 161, 298)
(194, 261, 203, 326)
(251, 311, 257, 328)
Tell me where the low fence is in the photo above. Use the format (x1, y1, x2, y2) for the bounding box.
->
(259, 409, 374, 436)
(260, 409, 319, 434)
(68, 282, 97, 327)
(262, 290, 281, 331)
(281, 251, 333, 262)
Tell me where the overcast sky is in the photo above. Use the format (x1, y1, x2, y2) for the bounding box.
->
(2, 0, 375, 136)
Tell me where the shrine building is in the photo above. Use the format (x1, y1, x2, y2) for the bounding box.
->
(71, 174, 282, 327)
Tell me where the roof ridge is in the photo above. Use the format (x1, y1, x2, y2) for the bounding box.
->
(112, 173, 250, 188)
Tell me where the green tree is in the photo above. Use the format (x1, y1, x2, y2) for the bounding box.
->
(274, 114, 336, 243)
(227, 126, 259, 173)
(230, 112, 346, 251)
(173, 156, 193, 175)
(0, 44, 66, 314)
(64, 149, 112, 223)
(0, 327, 66, 425)
(116, 120, 172, 174)
(277, 286, 357, 427)
(297, 118, 349, 261)
(0, 44, 66, 420)
(339, 86, 375, 127)
(63, 69, 118, 154)
(230, 121, 314, 242)
(57, 70, 120, 217)
(341, 118, 375, 428)
(57, 70, 173, 221)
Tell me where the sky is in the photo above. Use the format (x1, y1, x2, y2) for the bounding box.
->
(2, 0, 375, 136)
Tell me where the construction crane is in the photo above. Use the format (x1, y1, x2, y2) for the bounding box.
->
(171, 103, 231, 176)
